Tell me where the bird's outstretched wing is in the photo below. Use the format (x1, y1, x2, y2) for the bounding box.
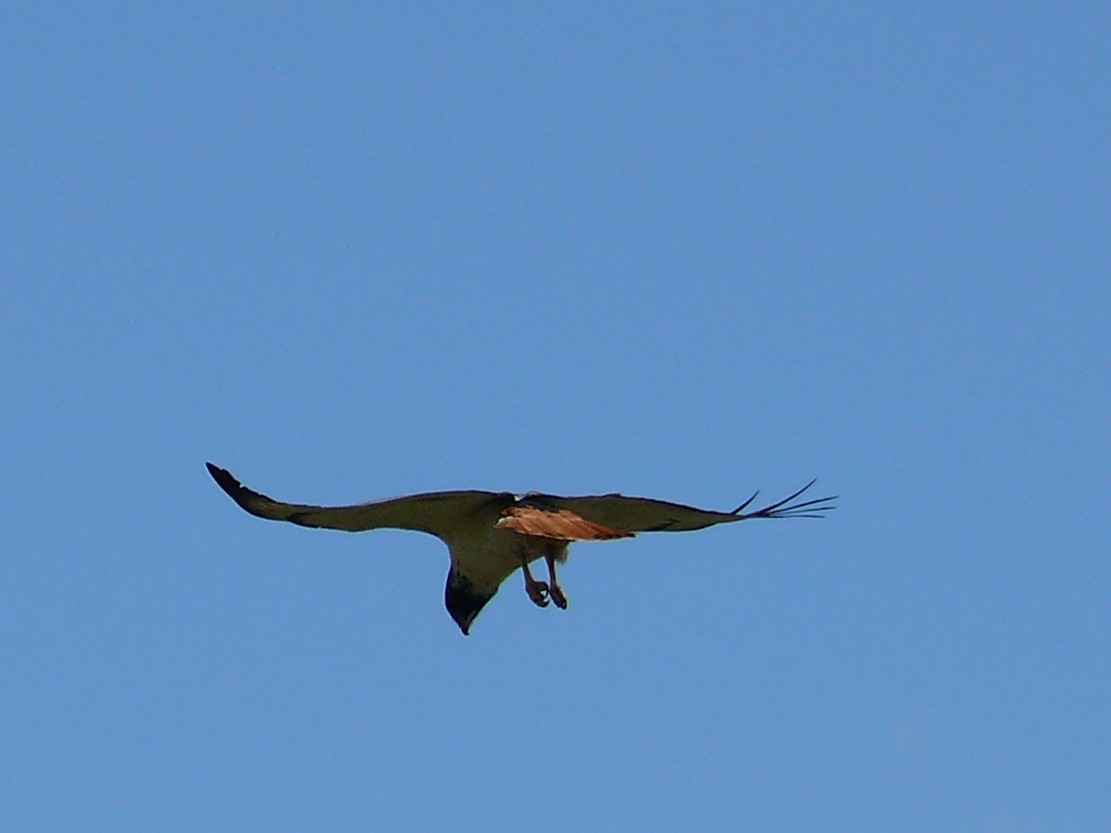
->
(206, 463, 511, 539)
(525, 480, 837, 533)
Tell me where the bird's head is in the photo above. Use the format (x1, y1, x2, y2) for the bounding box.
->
(444, 568, 498, 635)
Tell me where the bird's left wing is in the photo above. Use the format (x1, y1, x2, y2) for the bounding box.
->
(206, 463, 510, 539)
(529, 481, 836, 533)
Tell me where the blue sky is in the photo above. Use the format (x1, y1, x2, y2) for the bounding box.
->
(3, 3, 1109, 830)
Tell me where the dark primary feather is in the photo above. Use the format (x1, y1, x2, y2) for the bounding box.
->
(730, 479, 838, 520)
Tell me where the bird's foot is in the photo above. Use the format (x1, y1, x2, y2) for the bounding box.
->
(525, 579, 550, 607)
(549, 584, 568, 609)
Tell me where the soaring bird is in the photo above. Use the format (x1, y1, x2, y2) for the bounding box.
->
(206, 463, 836, 634)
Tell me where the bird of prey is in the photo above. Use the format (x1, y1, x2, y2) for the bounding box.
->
(206, 463, 836, 634)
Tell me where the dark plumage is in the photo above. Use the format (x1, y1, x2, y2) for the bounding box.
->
(206, 462, 836, 634)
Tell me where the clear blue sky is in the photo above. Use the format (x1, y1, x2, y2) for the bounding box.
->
(4, 3, 1109, 830)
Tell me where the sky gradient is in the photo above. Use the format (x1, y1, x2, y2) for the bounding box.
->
(4, 3, 1109, 831)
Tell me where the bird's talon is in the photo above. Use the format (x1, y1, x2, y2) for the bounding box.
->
(549, 586, 568, 609)
(527, 581, 550, 607)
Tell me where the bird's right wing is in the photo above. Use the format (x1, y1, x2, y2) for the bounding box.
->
(527, 481, 836, 533)
(206, 463, 511, 539)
